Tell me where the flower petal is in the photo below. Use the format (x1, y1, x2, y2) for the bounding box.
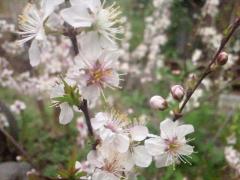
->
(81, 84, 100, 103)
(144, 137, 165, 156)
(155, 153, 174, 168)
(160, 118, 176, 139)
(130, 125, 149, 141)
(29, 39, 41, 67)
(113, 134, 129, 153)
(59, 103, 73, 125)
(176, 124, 194, 138)
(71, 0, 101, 13)
(41, 0, 64, 19)
(92, 170, 119, 180)
(91, 112, 108, 130)
(178, 144, 194, 156)
(60, 5, 92, 28)
(133, 145, 152, 167)
(79, 32, 103, 62)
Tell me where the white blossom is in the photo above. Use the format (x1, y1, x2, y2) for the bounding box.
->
(61, 0, 123, 47)
(91, 111, 148, 153)
(18, 0, 64, 66)
(10, 100, 26, 114)
(73, 32, 120, 103)
(145, 118, 194, 167)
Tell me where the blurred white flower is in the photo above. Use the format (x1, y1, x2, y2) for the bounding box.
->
(145, 118, 194, 167)
(61, 0, 123, 47)
(10, 100, 26, 114)
(74, 32, 120, 103)
(225, 146, 240, 176)
(18, 0, 64, 66)
(0, 113, 9, 127)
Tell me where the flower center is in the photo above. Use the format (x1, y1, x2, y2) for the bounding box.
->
(87, 61, 112, 86)
(105, 122, 118, 133)
(165, 137, 181, 154)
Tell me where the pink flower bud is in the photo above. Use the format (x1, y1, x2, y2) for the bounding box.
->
(217, 52, 228, 65)
(149, 96, 168, 111)
(171, 85, 185, 101)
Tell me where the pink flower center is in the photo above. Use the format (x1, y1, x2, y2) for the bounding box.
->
(164, 137, 181, 154)
(105, 122, 118, 133)
(87, 61, 112, 86)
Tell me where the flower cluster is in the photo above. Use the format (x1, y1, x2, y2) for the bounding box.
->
(15, 0, 196, 179)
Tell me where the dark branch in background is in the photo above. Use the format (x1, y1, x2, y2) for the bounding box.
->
(173, 17, 240, 121)
(0, 126, 37, 169)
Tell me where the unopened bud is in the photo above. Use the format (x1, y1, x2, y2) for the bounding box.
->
(217, 52, 228, 65)
(171, 85, 185, 101)
(149, 96, 168, 111)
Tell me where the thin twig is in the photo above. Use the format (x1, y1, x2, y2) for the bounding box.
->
(173, 17, 240, 121)
(0, 126, 37, 169)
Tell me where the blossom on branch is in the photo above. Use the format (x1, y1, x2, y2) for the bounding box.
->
(18, 0, 64, 66)
(61, 0, 124, 47)
(145, 118, 194, 167)
(73, 32, 121, 103)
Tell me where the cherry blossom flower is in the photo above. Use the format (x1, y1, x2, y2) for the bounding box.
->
(145, 118, 194, 168)
(60, 0, 123, 46)
(87, 143, 132, 180)
(73, 32, 120, 103)
(91, 111, 149, 153)
(126, 144, 152, 168)
(18, 0, 64, 66)
(10, 100, 26, 114)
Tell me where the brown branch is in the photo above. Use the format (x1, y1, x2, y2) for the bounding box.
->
(173, 17, 240, 121)
(0, 126, 37, 169)
(63, 1, 94, 137)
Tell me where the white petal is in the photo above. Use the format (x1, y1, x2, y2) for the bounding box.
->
(75, 161, 82, 170)
(176, 124, 194, 138)
(41, 0, 64, 19)
(71, 0, 101, 13)
(160, 118, 176, 139)
(60, 5, 92, 28)
(92, 170, 118, 180)
(81, 84, 100, 103)
(99, 35, 118, 50)
(130, 125, 149, 141)
(91, 112, 108, 130)
(178, 144, 194, 156)
(29, 40, 41, 67)
(144, 137, 165, 156)
(155, 153, 174, 168)
(59, 103, 74, 125)
(123, 152, 135, 171)
(103, 71, 119, 88)
(133, 146, 152, 167)
(113, 134, 129, 153)
(87, 150, 103, 168)
(79, 32, 103, 62)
